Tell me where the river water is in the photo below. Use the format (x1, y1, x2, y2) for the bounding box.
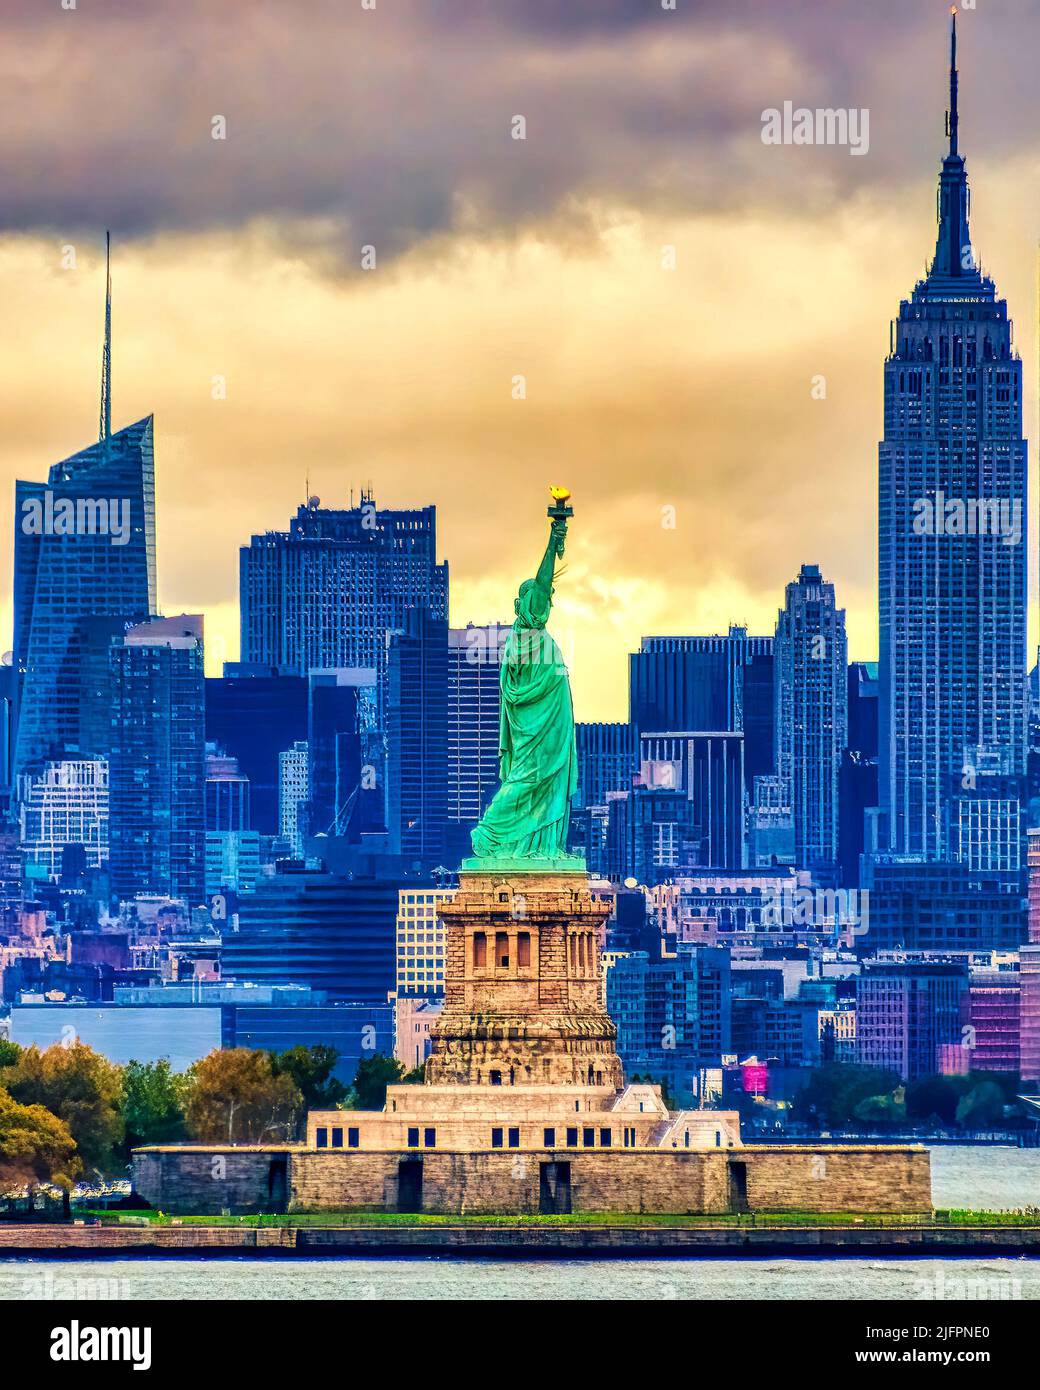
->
(1, 1146, 1036, 1301)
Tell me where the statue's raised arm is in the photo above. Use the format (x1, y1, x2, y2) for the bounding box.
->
(466, 487, 584, 872)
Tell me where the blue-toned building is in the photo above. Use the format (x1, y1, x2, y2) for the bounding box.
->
(108, 616, 206, 905)
(221, 865, 400, 1003)
(605, 944, 731, 1104)
(13, 416, 157, 777)
(629, 627, 773, 795)
(239, 493, 448, 680)
(773, 565, 847, 875)
(205, 666, 309, 835)
(879, 16, 1027, 862)
(387, 608, 449, 868)
(446, 625, 504, 861)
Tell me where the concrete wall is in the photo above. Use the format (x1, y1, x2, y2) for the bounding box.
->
(133, 1148, 294, 1215)
(133, 1144, 931, 1216)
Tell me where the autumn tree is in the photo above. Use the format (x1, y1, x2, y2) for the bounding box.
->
(6, 1042, 124, 1177)
(0, 1089, 80, 1205)
(184, 1049, 302, 1144)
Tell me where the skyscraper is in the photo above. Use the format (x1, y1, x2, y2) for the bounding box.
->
(447, 625, 505, 843)
(14, 418, 157, 775)
(239, 493, 448, 680)
(879, 14, 1027, 861)
(13, 238, 156, 780)
(629, 627, 773, 794)
(386, 608, 449, 868)
(108, 616, 206, 904)
(773, 564, 848, 873)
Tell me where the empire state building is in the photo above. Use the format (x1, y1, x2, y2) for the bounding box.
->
(879, 11, 1027, 870)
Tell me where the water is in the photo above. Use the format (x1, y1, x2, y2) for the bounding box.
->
(1, 1146, 1037, 1301)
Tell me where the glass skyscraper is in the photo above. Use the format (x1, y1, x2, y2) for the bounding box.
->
(13, 416, 157, 775)
(773, 564, 848, 874)
(239, 492, 448, 679)
(879, 16, 1027, 861)
(108, 615, 206, 905)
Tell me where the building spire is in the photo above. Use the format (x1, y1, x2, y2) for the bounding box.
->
(930, 9, 973, 283)
(948, 7, 959, 157)
(99, 230, 112, 443)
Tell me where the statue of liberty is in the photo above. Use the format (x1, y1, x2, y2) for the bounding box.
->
(467, 487, 584, 870)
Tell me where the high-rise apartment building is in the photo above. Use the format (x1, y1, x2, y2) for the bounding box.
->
(16, 758, 109, 882)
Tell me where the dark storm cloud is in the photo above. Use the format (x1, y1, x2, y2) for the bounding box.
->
(1, 0, 1038, 259)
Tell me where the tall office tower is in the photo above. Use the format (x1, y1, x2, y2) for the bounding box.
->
(13, 240, 156, 778)
(629, 627, 773, 795)
(223, 864, 400, 1003)
(16, 758, 109, 883)
(574, 722, 637, 807)
(205, 665, 308, 834)
(839, 662, 880, 886)
(879, 14, 1027, 861)
(239, 493, 448, 680)
(306, 669, 377, 841)
(279, 741, 309, 856)
(108, 616, 206, 905)
(773, 565, 847, 874)
(204, 750, 250, 831)
(638, 732, 745, 870)
(387, 609, 448, 868)
(0, 663, 16, 808)
(13, 417, 157, 777)
(447, 625, 505, 845)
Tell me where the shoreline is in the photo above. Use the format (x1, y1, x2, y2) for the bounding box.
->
(3, 1221, 1040, 1260)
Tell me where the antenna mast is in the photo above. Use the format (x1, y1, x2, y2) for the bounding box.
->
(99, 230, 112, 443)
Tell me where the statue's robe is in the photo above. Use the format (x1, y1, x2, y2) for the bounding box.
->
(470, 579, 577, 860)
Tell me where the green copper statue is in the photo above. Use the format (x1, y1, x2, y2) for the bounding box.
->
(466, 487, 585, 872)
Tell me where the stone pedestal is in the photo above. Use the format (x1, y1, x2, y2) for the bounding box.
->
(426, 871, 624, 1087)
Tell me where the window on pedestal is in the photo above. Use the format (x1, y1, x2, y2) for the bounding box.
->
(473, 932, 486, 967)
(495, 932, 510, 968)
(517, 932, 531, 967)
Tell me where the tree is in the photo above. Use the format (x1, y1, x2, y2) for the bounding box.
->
(348, 1054, 404, 1110)
(906, 1075, 965, 1128)
(400, 1064, 426, 1085)
(6, 1043, 123, 1177)
(120, 1059, 189, 1157)
(851, 1092, 907, 1131)
(956, 1081, 1006, 1131)
(271, 1046, 348, 1128)
(0, 1089, 80, 1202)
(793, 1063, 902, 1129)
(184, 1049, 302, 1144)
(0, 1039, 21, 1076)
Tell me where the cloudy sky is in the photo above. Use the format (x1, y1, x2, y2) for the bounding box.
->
(2, 0, 1039, 719)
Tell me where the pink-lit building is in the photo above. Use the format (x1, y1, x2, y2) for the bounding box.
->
(966, 971, 1020, 1073)
(1029, 829, 1040, 944)
(1020, 947, 1040, 1087)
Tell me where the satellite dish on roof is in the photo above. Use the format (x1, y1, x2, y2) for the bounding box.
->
(308, 495, 321, 509)
(0, 652, 11, 667)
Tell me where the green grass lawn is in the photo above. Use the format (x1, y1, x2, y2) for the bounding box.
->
(76, 1208, 1040, 1229)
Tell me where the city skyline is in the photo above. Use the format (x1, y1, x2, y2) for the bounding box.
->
(2, 3, 1039, 723)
